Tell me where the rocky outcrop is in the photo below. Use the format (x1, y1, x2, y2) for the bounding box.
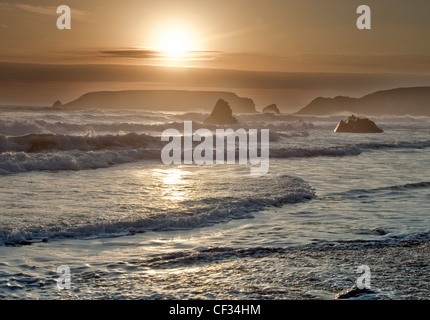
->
(262, 103, 281, 114)
(334, 115, 383, 133)
(203, 99, 238, 125)
(62, 90, 257, 113)
(296, 87, 430, 116)
(52, 100, 62, 108)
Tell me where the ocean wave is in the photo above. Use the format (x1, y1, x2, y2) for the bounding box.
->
(0, 130, 298, 154)
(374, 181, 430, 191)
(270, 140, 430, 159)
(0, 119, 184, 136)
(0, 146, 356, 174)
(357, 140, 430, 150)
(0, 118, 313, 136)
(270, 146, 362, 158)
(1, 133, 430, 174)
(0, 149, 161, 174)
(0, 132, 160, 153)
(2, 132, 428, 156)
(0, 119, 162, 136)
(338, 181, 430, 196)
(0, 175, 315, 245)
(0, 144, 363, 175)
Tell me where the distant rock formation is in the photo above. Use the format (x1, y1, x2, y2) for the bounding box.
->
(52, 100, 62, 108)
(334, 115, 383, 133)
(296, 87, 430, 116)
(204, 99, 238, 125)
(262, 103, 281, 114)
(62, 90, 257, 113)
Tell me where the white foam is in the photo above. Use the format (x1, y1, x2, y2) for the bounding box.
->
(0, 149, 160, 174)
(0, 175, 315, 245)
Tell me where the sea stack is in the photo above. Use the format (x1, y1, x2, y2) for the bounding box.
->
(52, 100, 62, 108)
(262, 103, 281, 114)
(203, 99, 238, 125)
(334, 115, 383, 133)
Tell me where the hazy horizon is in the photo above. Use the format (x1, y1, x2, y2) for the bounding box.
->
(1, 0, 430, 110)
(1, 62, 430, 112)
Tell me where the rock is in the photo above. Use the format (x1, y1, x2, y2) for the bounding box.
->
(334, 115, 383, 133)
(203, 99, 238, 125)
(335, 284, 375, 300)
(371, 228, 387, 236)
(52, 100, 62, 108)
(262, 103, 281, 114)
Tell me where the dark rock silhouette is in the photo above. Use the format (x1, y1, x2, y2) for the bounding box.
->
(334, 115, 383, 133)
(204, 99, 238, 125)
(62, 90, 256, 113)
(52, 100, 62, 107)
(371, 227, 387, 236)
(262, 103, 281, 114)
(296, 87, 430, 116)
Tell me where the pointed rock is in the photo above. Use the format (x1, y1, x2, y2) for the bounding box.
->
(52, 100, 62, 108)
(204, 99, 238, 125)
(262, 103, 281, 114)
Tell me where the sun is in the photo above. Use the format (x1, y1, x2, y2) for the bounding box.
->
(157, 29, 194, 59)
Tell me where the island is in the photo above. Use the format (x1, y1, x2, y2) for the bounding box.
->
(61, 90, 257, 114)
(296, 87, 430, 116)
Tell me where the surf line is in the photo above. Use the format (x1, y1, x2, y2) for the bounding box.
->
(161, 121, 270, 175)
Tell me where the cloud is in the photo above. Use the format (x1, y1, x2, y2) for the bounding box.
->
(100, 49, 162, 60)
(99, 48, 220, 61)
(14, 4, 57, 15)
(0, 3, 89, 19)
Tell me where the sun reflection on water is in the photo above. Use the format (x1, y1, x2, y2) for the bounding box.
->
(152, 168, 192, 207)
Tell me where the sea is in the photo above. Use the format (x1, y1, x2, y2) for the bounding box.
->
(0, 105, 429, 300)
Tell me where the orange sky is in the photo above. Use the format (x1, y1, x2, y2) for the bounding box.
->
(1, 0, 429, 69)
(0, 0, 429, 108)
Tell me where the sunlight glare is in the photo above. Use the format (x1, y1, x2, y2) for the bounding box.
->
(152, 168, 192, 205)
(157, 29, 194, 59)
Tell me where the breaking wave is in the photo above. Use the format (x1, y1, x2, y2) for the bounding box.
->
(0, 133, 160, 153)
(1, 131, 430, 174)
(0, 175, 315, 245)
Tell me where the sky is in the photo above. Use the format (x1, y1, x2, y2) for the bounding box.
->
(1, 0, 430, 109)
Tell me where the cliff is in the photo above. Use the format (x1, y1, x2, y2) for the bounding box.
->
(62, 90, 257, 114)
(296, 87, 430, 116)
